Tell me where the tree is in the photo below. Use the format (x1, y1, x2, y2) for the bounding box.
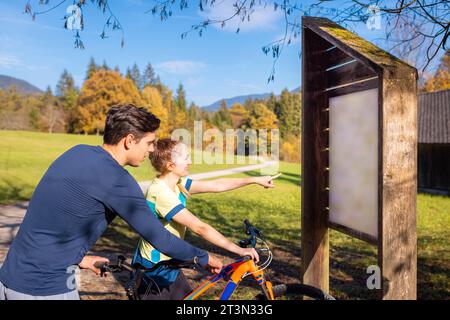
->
(129, 63, 143, 90)
(0, 86, 29, 130)
(175, 83, 187, 113)
(249, 103, 278, 130)
(125, 67, 132, 80)
(229, 103, 248, 129)
(186, 102, 201, 129)
(265, 93, 278, 113)
(101, 60, 110, 71)
(421, 50, 450, 92)
(76, 70, 142, 134)
(143, 63, 158, 87)
(277, 89, 296, 138)
(56, 69, 79, 132)
(141, 86, 170, 138)
(40, 86, 65, 133)
(291, 91, 301, 137)
(85, 57, 98, 80)
(213, 100, 232, 130)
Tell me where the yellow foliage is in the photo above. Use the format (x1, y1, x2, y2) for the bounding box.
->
(230, 103, 249, 128)
(280, 135, 301, 162)
(250, 103, 278, 130)
(421, 52, 450, 93)
(76, 70, 142, 134)
(141, 86, 170, 138)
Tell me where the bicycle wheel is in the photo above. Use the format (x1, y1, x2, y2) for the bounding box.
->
(255, 283, 336, 300)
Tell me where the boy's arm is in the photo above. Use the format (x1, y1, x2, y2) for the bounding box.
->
(189, 174, 280, 194)
(172, 208, 259, 262)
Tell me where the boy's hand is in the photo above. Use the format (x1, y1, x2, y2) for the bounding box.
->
(238, 247, 260, 263)
(253, 173, 281, 189)
(206, 254, 223, 274)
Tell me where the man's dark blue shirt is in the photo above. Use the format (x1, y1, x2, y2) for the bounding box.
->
(0, 145, 208, 296)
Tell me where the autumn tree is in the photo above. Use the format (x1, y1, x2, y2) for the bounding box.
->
(249, 103, 278, 130)
(76, 70, 142, 134)
(421, 50, 450, 92)
(229, 103, 249, 129)
(141, 86, 170, 138)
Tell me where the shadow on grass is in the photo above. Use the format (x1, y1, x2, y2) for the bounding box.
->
(243, 170, 302, 186)
(0, 178, 31, 204)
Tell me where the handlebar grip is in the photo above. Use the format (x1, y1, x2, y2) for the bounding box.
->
(94, 261, 108, 269)
(239, 239, 251, 248)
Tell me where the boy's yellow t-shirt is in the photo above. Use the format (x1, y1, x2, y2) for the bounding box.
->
(137, 177, 192, 263)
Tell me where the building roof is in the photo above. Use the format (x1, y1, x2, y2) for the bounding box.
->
(302, 16, 417, 75)
(419, 89, 450, 144)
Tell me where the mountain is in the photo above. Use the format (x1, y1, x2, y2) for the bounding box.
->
(201, 86, 300, 112)
(0, 75, 43, 94)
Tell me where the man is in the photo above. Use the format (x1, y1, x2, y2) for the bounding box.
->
(0, 104, 222, 300)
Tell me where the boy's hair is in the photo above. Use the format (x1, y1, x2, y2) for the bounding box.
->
(149, 138, 180, 174)
(103, 104, 160, 145)
(149, 138, 190, 198)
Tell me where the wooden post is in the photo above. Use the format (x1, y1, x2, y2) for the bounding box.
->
(380, 68, 417, 299)
(301, 23, 330, 292)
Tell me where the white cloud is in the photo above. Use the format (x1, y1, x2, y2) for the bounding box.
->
(198, 0, 283, 32)
(155, 60, 207, 75)
(0, 52, 48, 72)
(0, 53, 22, 69)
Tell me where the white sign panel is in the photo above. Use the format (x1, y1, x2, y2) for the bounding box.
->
(329, 88, 378, 239)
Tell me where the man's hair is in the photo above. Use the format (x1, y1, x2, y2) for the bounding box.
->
(103, 104, 160, 145)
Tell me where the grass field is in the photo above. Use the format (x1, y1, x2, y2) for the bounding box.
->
(0, 130, 248, 204)
(1, 130, 449, 299)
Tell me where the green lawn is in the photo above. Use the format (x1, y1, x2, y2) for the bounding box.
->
(1, 130, 448, 299)
(0, 130, 248, 204)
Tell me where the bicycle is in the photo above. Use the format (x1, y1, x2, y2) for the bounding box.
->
(95, 220, 335, 300)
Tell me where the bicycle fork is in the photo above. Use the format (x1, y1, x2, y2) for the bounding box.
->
(221, 260, 275, 300)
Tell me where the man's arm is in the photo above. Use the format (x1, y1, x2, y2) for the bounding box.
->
(103, 174, 214, 268)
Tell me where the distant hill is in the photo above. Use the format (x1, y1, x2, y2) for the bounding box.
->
(0, 75, 42, 94)
(202, 86, 300, 112)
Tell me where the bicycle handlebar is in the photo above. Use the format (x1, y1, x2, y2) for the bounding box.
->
(240, 219, 264, 248)
(95, 220, 266, 275)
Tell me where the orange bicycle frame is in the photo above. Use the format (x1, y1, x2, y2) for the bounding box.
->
(183, 256, 274, 300)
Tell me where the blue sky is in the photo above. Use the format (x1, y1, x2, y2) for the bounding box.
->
(0, 0, 436, 106)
